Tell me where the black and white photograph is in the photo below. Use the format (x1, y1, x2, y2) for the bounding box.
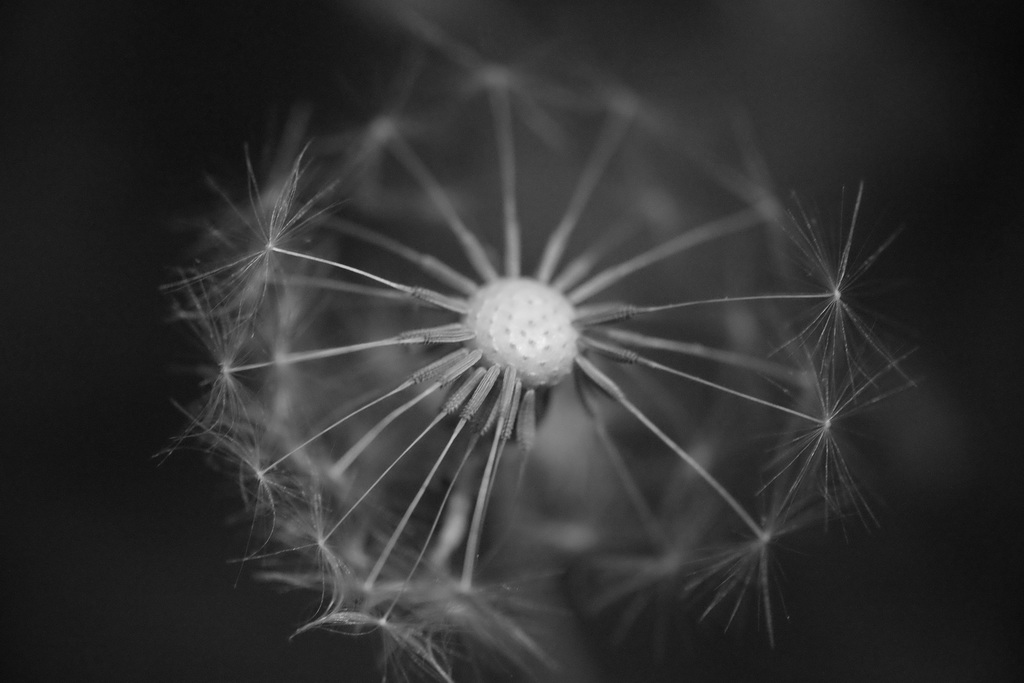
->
(2, 1, 1022, 681)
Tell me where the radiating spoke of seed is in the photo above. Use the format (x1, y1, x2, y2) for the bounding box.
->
(384, 434, 479, 621)
(427, 438, 478, 569)
(227, 338, 403, 373)
(327, 351, 481, 480)
(838, 183, 864, 284)
(366, 421, 467, 588)
(408, 348, 480, 385)
(550, 218, 638, 293)
(329, 387, 441, 481)
(227, 323, 474, 372)
(461, 367, 519, 587)
(271, 247, 469, 313)
(567, 207, 767, 304)
(536, 105, 635, 283)
(582, 337, 821, 424)
(662, 120, 782, 214)
(458, 365, 500, 423)
(632, 293, 830, 317)
(325, 411, 448, 542)
(260, 350, 475, 474)
(323, 216, 478, 295)
(515, 388, 536, 454)
(487, 80, 522, 278)
(385, 133, 499, 282)
(395, 5, 483, 72)
(576, 380, 666, 545)
(263, 380, 410, 475)
(573, 292, 830, 328)
(575, 356, 767, 541)
(603, 328, 805, 384)
(269, 274, 410, 301)
(481, 373, 522, 509)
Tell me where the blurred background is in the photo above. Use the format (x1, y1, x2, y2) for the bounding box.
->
(1, 0, 1021, 680)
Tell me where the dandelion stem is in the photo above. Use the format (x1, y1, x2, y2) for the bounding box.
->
(536, 105, 634, 283)
(575, 356, 768, 541)
(567, 207, 767, 303)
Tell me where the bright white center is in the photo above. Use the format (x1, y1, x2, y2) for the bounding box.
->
(464, 278, 578, 387)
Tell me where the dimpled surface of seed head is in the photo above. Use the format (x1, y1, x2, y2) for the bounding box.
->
(465, 278, 578, 387)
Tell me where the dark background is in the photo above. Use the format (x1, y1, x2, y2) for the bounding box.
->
(2, 0, 1022, 680)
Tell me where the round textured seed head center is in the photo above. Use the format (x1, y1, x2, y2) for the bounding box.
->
(464, 278, 578, 388)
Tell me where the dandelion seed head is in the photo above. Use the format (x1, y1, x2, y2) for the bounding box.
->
(166, 10, 911, 678)
(464, 277, 578, 387)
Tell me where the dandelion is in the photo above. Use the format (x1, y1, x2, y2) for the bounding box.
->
(170, 15, 903, 681)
